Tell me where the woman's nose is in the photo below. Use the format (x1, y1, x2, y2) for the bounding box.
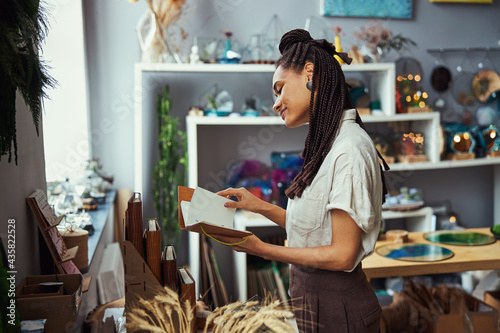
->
(273, 97, 281, 113)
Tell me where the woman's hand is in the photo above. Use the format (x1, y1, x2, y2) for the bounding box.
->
(217, 187, 265, 214)
(218, 187, 287, 229)
(211, 234, 267, 258)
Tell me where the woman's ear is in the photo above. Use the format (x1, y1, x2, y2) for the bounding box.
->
(304, 62, 314, 79)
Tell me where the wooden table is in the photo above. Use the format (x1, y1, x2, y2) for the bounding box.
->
(362, 228, 500, 279)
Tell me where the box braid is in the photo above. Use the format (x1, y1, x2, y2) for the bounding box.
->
(276, 29, 389, 202)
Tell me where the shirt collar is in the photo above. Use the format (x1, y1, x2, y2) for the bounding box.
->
(341, 109, 357, 122)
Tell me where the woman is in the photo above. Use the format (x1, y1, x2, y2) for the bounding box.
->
(215, 29, 388, 333)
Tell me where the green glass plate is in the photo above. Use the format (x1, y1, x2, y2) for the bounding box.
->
(424, 230, 496, 246)
(376, 243, 454, 262)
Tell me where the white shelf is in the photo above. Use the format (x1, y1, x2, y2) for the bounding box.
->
(186, 111, 437, 125)
(234, 209, 435, 230)
(187, 115, 286, 126)
(135, 62, 394, 74)
(187, 113, 500, 171)
(382, 207, 434, 232)
(387, 156, 500, 171)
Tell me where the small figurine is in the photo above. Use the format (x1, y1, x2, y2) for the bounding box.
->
(190, 45, 203, 64)
(219, 30, 241, 64)
(188, 106, 204, 117)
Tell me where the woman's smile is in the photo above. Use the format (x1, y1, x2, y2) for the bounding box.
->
(280, 107, 287, 119)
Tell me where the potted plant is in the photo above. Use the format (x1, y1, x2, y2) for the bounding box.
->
(153, 85, 188, 247)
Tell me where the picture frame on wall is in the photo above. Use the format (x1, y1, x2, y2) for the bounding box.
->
(321, 0, 414, 19)
(429, 0, 491, 3)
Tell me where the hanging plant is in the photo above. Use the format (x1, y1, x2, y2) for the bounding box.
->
(153, 85, 188, 247)
(0, 0, 56, 164)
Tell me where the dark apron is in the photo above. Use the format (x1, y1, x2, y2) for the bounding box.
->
(290, 262, 381, 333)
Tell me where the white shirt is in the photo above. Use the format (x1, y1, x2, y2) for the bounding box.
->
(285, 109, 382, 272)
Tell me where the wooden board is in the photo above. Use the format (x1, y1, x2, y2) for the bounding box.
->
(362, 228, 500, 279)
(487, 151, 500, 158)
(407, 106, 431, 113)
(445, 152, 475, 160)
(398, 154, 428, 163)
(122, 240, 164, 317)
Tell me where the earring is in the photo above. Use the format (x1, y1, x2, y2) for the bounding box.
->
(306, 81, 313, 91)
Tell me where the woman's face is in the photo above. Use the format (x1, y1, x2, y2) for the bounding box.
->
(272, 64, 313, 128)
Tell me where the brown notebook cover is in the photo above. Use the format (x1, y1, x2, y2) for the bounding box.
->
(178, 266, 196, 333)
(144, 218, 162, 284)
(126, 192, 144, 257)
(162, 245, 178, 292)
(177, 186, 252, 238)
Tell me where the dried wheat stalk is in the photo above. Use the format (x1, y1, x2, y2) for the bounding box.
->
(204, 294, 296, 333)
(125, 286, 193, 332)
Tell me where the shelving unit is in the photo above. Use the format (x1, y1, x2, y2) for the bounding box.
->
(134, 62, 500, 301)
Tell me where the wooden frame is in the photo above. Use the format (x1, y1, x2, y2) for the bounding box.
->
(430, 0, 491, 3)
(321, 0, 413, 19)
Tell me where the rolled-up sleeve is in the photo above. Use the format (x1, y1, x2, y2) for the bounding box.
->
(326, 153, 377, 233)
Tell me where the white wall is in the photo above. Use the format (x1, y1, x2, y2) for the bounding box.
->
(43, 0, 90, 182)
(0, 93, 47, 283)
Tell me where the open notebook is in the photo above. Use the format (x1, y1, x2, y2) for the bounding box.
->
(178, 186, 252, 238)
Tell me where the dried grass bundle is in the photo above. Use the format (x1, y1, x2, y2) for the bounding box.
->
(125, 286, 194, 332)
(204, 294, 296, 333)
(145, 0, 186, 57)
(126, 287, 297, 332)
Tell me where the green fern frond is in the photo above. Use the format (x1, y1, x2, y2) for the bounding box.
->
(0, 0, 56, 164)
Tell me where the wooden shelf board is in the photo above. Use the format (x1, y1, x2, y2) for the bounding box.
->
(362, 227, 500, 279)
(60, 246, 79, 263)
(42, 215, 65, 231)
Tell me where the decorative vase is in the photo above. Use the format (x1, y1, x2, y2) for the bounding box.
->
(136, 10, 179, 63)
(334, 33, 344, 65)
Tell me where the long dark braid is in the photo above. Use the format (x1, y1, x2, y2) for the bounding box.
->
(277, 29, 389, 201)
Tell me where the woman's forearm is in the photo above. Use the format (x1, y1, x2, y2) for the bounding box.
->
(259, 242, 356, 271)
(257, 201, 286, 228)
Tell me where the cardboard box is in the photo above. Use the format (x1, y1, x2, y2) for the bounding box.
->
(16, 274, 83, 333)
(428, 292, 499, 333)
(18, 282, 63, 298)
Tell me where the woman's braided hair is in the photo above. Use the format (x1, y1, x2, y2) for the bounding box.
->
(277, 29, 389, 201)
